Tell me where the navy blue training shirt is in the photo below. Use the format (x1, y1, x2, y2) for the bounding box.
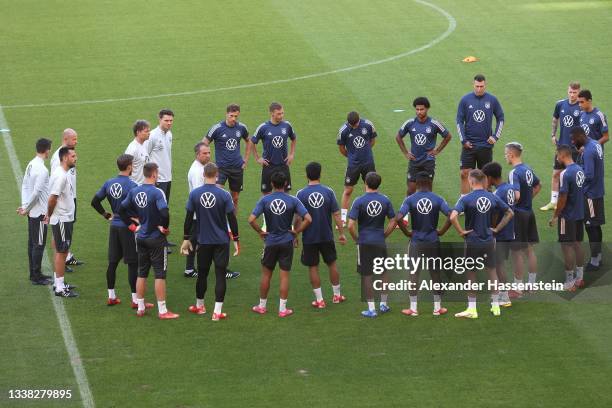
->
(456, 92, 504, 148)
(580, 138, 605, 199)
(348, 192, 395, 245)
(121, 184, 168, 239)
(296, 184, 339, 244)
(508, 163, 540, 212)
(553, 99, 581, 145)
(205, 121, 249, 168)
(493, 182, 515, 241)
(580, 108, 608, 142)
(95, 175, 138, 227)
(251, 191, 308, 246)
(454, 189, 509, 243)
(559, 163, 585, 221)
(251, 121, 297, 166)
(398, 116, 449, 163)
(398, 191, 450, 243)
(186, 184, 234, 245)
(337, 118, 377, 167)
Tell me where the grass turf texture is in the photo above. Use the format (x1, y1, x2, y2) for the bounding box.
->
(2, 0, 612, 406)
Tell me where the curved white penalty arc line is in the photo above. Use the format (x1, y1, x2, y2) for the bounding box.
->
(2, 0, 456, 109)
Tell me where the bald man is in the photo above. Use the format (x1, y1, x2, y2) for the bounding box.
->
(51, 129, 83, 267)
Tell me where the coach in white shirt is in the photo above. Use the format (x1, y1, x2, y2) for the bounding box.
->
(125, 120, 151, 185)
(50, 128, 83, 267)
(148, 109, 174, 202)
(17, 138, 53, 285)
(48, 147, 79, 297)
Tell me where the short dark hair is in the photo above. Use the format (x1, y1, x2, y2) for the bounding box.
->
(569, 81, 580, 90)
(578, 89, 592, 100)
(413, 97, 430, 108)
(347, 111, 360, 126)
(305, 162, 321, 181)
(194, 142, 207, 154)
(557, 144, 573, 158)
(117, 154, 133, 171)
(58, 146, 74, 161)
(482, 162, 502, 179)
(505, 142, 523, 156)
(570, 126, 586, 140)
(158, 109, 174, 118)
(204, 162, 218, 178)
(474, 74, 486, 82)
(35, 138, 52, 154)
(143, 162, 158, 178)
(226, 104, 240, 113)
(365, 171, 381, 189)
(269, 102, 283, 113)
(132, 120, 150, 136)
(469, 169, 486, 184)
(271, 171, 287, 189)
(415, 173, 432, 190)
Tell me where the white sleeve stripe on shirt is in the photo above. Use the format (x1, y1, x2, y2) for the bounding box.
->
(207, 123, 221, 138)
(496, 121, 504, 138)
(596, 111, 608, 127)
(431, 119, 446, 132)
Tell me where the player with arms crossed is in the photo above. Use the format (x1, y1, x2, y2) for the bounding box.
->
(337, 111, 377, 225)
(120, 163, 178, 319)
(125, 120, 151, 185)
(578, 90, 609, 145)
(296, 162, 347, 308)
(249, 172, 311, 317)
(181, 163, 239, 321)
(549, 145, 585, 291)
(450, 170, 513, 318)
(395, 173, 452, 316)
(456, 74, 505, 196)
(541, 82, 581, 211)
(396, 97, 452, 196)
(348, 172, 397, 318)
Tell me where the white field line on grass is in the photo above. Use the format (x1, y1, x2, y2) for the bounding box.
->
(2, 0, 456, 109)
(0, 107, 95, 408)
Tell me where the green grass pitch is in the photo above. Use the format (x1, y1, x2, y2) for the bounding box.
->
(2, 0, 612, 406)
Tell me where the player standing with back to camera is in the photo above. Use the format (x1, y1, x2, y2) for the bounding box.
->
(505, 142, 541, 298)
(337, 111, 377, 226)
(541, 82, 581, 211)
(120, 163, 178, 319)
(456, 74, 505, 196)
(396, 97, 452, 197)
(571, 127, 605, 275)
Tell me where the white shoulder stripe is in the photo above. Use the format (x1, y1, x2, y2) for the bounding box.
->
(254, 122, 266, 136)
(431, 118, 446, 132)
(400, 118, 414, 130)
(597, 111, 607, 127)
(207, 123, 221, 138)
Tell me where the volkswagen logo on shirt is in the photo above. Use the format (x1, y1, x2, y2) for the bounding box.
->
(366, 200, 383, 217)
(473, 110, 486, 123)
(576, 171, 585, 187)
(507, 189, 515, 206)
(414, 134, 427, 146)
(109, 183, 123, 199)
(270, 199, 287, 215)
(272, 136, 284, 149)
(308, 192, 325, 208)
(416, 198, 433, 215)
(226, 138, 238, 151)
(526, 170, 534, 186)
(353, 136, 366, 149)
(581, 123, 590, 136)
(200, 192, 216, 208)
(135, 192, 148, 208)
(562, 115, 574, 127)
(476, 197, 491, 213)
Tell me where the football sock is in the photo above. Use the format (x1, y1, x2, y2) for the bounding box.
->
(157, 301, 168, 314)
(409, 295, 418, 311)
(332, 284, 341, 296)
(576, 266, 584, 280)
(491, 293, 500, 308)
(514, 277, 522, 285)
(55, 276, 64, 292)
(433, 294, 441, 311)
(279, 298, 287, 313)
(565, 270, 574, 283)
(196, 298, 204, 308)
(597, 253, 602, 262)
(380, 294, 388, 307)
(108, 289, 116, 299)
(259, 298, 267, 309)
(551, 191, 558, 204)
(528, 272, 537, 284)
(137, 298, 145, 311)
(214, 302, 223, 314)
(499, 291, 509, 302)
(313, 287, 323, 302)
(468, 296, 477, 310)
(590, 257, 600, 267)
(341, 209, 347, 222)
(367, 301, 375, 311)
(131, 293, 138, 304)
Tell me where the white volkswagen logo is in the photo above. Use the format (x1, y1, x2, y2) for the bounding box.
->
(270, 199, 287, 215)
(200, 192, 216, 208)
(109, 183, 123, 199)
(226, 138, 238, 151)
(353, 136, 366, 149)
(506, 189, 515, 206)
(562, 115, 574, 127)
(308, 192, 324, 208)
(473, 110, 485, 123)
(416, 198, 432, 215)
(596, 144, 603, 159)
(525, 170, 533, 186)
(576, 171, 585, 187)
(272, 135, 284, 149)
(135, 192, 148, 208)
(366, 200, 382, 217)
(581, 123, 590, 136)
(414, 134, 427, 146)
(476, 197, 491, 213)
